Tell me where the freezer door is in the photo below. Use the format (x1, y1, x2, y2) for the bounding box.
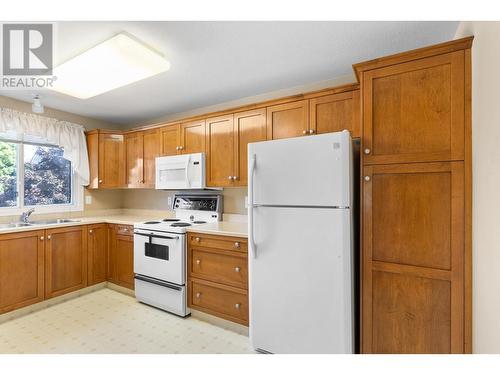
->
(249, 206, 354, 354)
(248, 131, 351, 207)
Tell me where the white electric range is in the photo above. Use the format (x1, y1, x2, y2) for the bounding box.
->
(133, 193, 222, 316)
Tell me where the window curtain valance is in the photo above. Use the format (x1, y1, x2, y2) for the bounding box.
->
(0, 107, 90, 186)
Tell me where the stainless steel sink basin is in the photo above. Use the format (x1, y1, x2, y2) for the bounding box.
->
(0, 222, 34, 229)
(31, 218, 81, 225)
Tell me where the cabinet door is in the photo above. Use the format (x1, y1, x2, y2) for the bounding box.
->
(266, 100, 309, 140)
(309, 90, 360, 137)
(107, 224, 117, 283)
(125, 132, 144, 188)
(160, 124, 181, 156)
(98, 133, 125, 188)
(362, 162, 464, 353)
(0, 230, 45, 314)
(142, 129, 160, 188)
(233, 109, 267, 186)
(362, 51, 465, 164)
(116, 234, 135, 290)
(206, 114, 235, 187)
(86, 132, 99, 189)
(180, 120, 206, 154)
(45, 226, 87, 299)
(87, 224, 107, 286)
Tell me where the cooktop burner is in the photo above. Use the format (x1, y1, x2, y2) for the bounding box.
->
(162, 218, 181, 222)
(143, 221, 161, 224)
(193, 221, 207, 224)
(170, 222, 191, 227)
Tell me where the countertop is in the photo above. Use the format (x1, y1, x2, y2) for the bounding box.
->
(187, 221, 248, 238)
(0, 214, 248, 237)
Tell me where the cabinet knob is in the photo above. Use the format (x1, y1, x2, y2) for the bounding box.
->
(364, 148, 371, 155)
(364, 175, 371, 182)
(302, 130, 307, 135)
(195, 237, 200, 242)
(179, 146, 184, 150)
(89, 229, 93, 234)
(233, 176, 238, 181)
(309, 129, 315, 134)
(196, 292, 201, 299)
(234, 242, 240, 249)
(196, 259, 201, 265)
(234, 267, 240, 273)
(40, 236, 44, 241)
(228, 176, 233, 180)
(47, 235, 51, 240)
(98, 179, 103, 183)
(234, 303, 241, 310)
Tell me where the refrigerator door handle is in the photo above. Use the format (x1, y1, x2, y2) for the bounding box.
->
(248, 154, 257, 258)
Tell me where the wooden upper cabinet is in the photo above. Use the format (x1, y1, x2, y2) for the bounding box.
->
(310, 90, 360, 138)
(180, 120, 206, 154)
(125, 132, 144, 188)
(362, 51, 465, 164)
(362, 162, 465, 353)
(233, 109, 267, 186)
(206, 114, 235, 187)
(267, 100, 309, 139)
(160, 124, 181, 156)
(97, 132, 126, 188)
(142, 129, 160, 188)
(0, 230, 45, 314)
(45, 226, 87, 299)
(87, 224, 107, 286)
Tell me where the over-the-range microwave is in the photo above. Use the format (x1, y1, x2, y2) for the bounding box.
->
(155, 153, 205, 190)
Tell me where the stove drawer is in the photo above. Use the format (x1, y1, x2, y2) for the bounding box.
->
(188, 233, 247, 252)
(135, 276, 189, 317)
(189, 279, 248, 325)
(190, 248, 247, 288)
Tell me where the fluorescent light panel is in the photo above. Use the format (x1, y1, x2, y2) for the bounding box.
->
(51, 33, 170, 99)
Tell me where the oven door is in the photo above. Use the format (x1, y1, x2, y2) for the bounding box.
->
(133, 229, 186, 285)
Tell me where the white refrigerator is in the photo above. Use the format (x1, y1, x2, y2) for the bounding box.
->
(248, 130, 354, 354)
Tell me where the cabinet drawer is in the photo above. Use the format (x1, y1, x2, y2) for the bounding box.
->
(188, 233, 247, 252)
(116, 225, 133, 236)
(190, 248, 247, 288)
(190, 279, 248, 325)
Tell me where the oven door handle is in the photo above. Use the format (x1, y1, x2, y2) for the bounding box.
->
(134, 232, 179, 240)
(134, 274, 182, 291)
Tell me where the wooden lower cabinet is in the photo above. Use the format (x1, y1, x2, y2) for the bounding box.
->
(187, 232, 248, 325)
(45, 226, 88, 299)
(0, 230, 45, 314)
(107, 224, 135, 290)
(87, 224, 108, 286)
(362, 162, 465, 353)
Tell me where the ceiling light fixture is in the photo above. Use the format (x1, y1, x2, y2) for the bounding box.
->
(32, 95, 44, 114)
(51, 33, 170, 99)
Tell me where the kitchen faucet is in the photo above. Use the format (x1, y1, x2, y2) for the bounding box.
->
(20, 208, 35, 223)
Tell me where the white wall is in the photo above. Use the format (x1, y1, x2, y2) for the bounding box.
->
(455, 21, 500, 353)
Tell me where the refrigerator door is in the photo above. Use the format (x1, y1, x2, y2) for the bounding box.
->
(249, 206, 353, 354)
(248, 131, 351, 207)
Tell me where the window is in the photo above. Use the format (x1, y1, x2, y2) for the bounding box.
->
(0, 140, 82, 213)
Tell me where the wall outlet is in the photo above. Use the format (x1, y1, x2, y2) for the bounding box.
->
(85, 195, 92, 205)
(167, 196, 173, 207)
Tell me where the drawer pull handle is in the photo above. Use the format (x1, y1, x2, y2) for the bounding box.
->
(196, 259, 201, 265)
(234, 267, 240, 273)
(234, 303, 241, 310)
(234, 242, 240, 249)
(196, 292, 201, 299)
(195, 237, 200, 242)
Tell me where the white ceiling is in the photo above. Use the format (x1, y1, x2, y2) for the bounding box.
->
(0, 21, 459, 126)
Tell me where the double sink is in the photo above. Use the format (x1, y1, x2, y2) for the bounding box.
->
(0, 218, 81, 229)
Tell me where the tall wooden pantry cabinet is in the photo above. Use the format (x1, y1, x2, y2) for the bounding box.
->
(354, 36, 473, 354)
